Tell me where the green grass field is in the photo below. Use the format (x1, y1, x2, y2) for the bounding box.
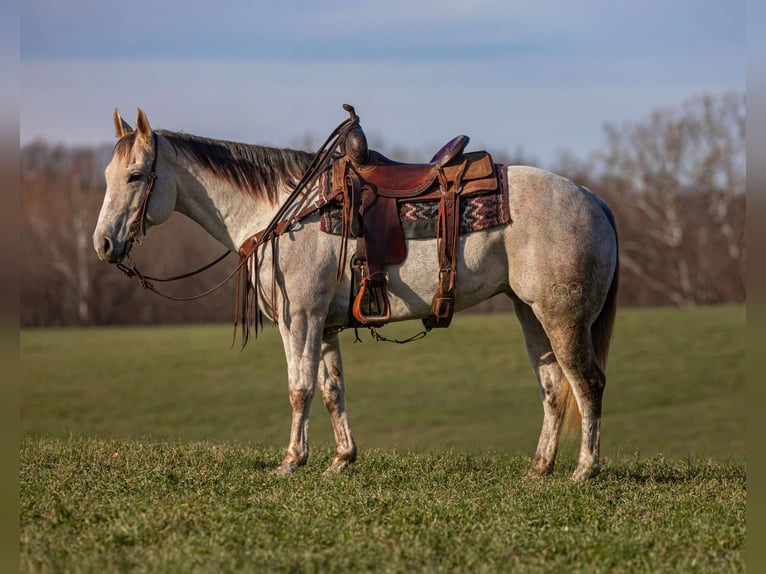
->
(22, 436, 744, 573)
(20, 306, 746, 572)
(21, 306, 745, 459)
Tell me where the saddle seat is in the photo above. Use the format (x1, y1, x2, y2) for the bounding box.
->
(354, 135, 469, 197)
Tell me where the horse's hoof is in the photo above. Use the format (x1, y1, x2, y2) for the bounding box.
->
(527, 459, 554, 477)
(527, 466, 553, 478)
(275, 460, 301, 477)
(571, 464, 600, 481)
(322, 458, 352, 477)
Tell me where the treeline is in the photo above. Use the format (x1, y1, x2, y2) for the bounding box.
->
(20, 92, 745, 326)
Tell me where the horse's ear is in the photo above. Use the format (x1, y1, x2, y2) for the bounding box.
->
(135, 108, 152, 142)
(114, 108, 133, 139)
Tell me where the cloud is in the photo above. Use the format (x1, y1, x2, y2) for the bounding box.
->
(21, 57, 738, 166)
(22, 0, 743, 62)
(20, 0, 744, 165)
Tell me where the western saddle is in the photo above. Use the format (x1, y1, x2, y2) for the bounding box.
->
(332, 105, 500, 330)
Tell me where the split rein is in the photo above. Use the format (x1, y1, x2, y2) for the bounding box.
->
(116, 250, 234, 301)
(115, 131, 238, 302)
(114, 107, 424, 343)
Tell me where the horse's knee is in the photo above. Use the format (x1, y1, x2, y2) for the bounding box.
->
(289, 385, 314, 411)
(319, 366, 345, 408)
(320, 380, 343, 413)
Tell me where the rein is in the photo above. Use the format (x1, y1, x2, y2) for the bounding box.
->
(115, 131, 236, 301)
(114, 105, 430, 346)
(116, 251, 238, 301)
(114, 106, 360, 305)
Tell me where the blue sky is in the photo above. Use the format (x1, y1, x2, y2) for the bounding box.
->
(20, 0, 745, 166)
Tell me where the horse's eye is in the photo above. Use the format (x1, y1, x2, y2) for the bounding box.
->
(127, 172, 142, 183)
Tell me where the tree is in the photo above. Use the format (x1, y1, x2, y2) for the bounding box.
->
(20, 142, 234, 326)
(596, 91, 745, 306)
(21, 143, 104, 325)
(19, 92, 746, 325)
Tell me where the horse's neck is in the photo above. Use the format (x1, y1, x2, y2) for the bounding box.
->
(170, 155, 287, 252)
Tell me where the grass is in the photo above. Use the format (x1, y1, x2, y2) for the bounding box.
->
(21, 306, 745, 459)
(21, 436, 745, 573)
(20, 306, 746, 572)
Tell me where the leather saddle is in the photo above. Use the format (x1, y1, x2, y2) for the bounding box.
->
(331, 106, 499, 330)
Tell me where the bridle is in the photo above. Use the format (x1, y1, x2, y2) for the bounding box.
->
(126, 131, 159, 248)
(113, 107, 360, 302)
(115, 131, 236, 299)
(117, 130, 162, 268)
(111, 106, 429, 345)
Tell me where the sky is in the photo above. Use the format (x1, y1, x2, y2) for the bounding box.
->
(20, 0, 745, 167)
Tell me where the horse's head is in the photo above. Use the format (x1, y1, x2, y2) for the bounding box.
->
(93, 108, 177, 263)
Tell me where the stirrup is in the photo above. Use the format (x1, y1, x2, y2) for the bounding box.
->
(352, 276, 391, 327)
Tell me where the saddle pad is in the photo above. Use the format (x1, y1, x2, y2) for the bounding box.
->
(319, 164, 510, 239)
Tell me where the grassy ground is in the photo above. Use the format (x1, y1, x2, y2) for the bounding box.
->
(20, 306, 746, 572)
(20, 306, 746, 460)
(21, 436, 745, 573)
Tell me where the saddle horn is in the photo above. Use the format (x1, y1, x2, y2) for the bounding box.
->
(342, 103, 359, 121)
(340, 104, 368, 165)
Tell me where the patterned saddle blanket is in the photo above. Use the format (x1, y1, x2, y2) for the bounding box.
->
(318, 165, 510, 239)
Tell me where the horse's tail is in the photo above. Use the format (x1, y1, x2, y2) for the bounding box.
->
(563, 197, 619, 433)
(592, 201, 619, 370)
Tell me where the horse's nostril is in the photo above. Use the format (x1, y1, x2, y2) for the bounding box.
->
(102, 237, 113, 258)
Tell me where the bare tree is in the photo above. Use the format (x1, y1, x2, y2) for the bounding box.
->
(20, 142, 234, 326)
(597, 91, 745, 305)
(20, 93, 745, 325)
(21, 144, 103, 325)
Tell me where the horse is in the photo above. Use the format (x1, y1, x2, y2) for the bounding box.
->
(93, 108, 618, 481)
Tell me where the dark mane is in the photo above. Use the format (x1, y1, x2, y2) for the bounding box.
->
(113, 130, 315, 204)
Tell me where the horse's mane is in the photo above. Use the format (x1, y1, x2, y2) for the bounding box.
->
(113, 130, 315, 204)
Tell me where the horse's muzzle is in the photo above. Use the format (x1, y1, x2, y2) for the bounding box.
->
(94, 233, 125, 264)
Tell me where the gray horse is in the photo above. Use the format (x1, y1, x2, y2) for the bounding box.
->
(94, 108, 618, 481)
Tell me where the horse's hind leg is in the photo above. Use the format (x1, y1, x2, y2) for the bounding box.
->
(317, 331, 357, 475)
(513, 298, 572, 477)
(542, 316, 606, 481)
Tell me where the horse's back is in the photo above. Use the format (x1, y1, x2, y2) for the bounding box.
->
(319, 165, 618, 326)
(505, 165, 613, 241)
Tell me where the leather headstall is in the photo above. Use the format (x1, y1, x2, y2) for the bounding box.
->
(125, 131, 159, 255)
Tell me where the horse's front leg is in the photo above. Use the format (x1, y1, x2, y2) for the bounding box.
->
(275, 313, 324, 476)
(317, 331, 357, 475)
